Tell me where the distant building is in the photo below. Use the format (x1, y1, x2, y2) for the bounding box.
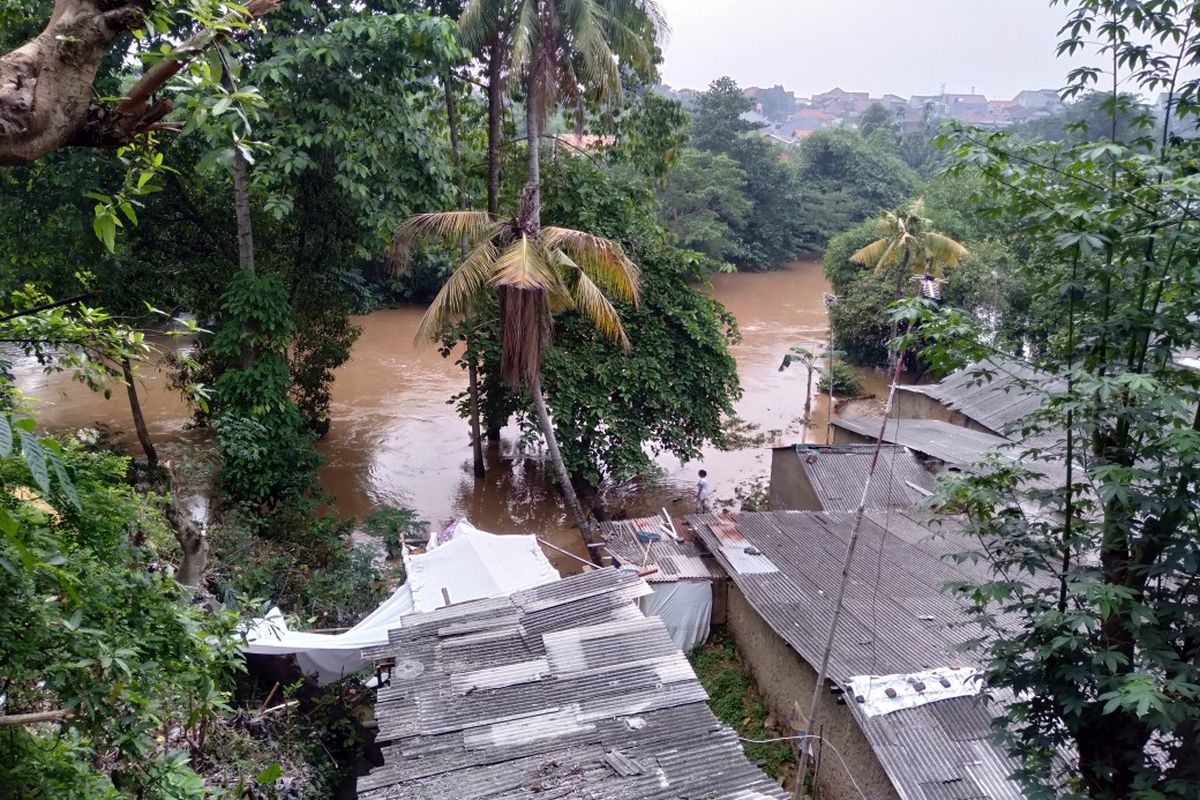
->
(788, 108, 838, 133)
(1014, 89, 1063, 113)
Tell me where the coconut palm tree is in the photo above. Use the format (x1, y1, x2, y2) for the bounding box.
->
(392, 187, 640, 544)
(850, 199, 967, 362)
(460, 0, 664, 217)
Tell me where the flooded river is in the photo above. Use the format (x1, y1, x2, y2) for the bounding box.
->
(11, 260, 887, 570)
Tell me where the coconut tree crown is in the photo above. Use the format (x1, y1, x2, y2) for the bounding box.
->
(849, 198, 967, 280)
(390, 192, 640, 388)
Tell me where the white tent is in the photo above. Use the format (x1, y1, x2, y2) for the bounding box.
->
(242, 520, 560, 685)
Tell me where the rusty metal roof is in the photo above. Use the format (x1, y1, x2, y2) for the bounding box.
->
(783, 443, 936, 511)
(598, 517, 719, 582)
(896, 358, 1064, 446)
(689, 510, 1027, 800)
(358, 569, 789, 800)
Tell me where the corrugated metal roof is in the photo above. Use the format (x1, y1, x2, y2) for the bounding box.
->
(599, 517, 718, 582)
(359, 569, 789, 800)
(896, 357, 1064, 446)
(787, 443, 936, 511)
(830, 417, 1068, 489)
(689, 510, 1026, 800)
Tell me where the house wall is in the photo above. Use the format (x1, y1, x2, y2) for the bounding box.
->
(882, 389, 1005, 439)
(768, 449, 822, 511)
(724, 585, 900, 800)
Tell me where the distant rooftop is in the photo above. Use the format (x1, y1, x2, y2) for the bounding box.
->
(359, 569, 788, 800)
(896, 358, 1065, 445)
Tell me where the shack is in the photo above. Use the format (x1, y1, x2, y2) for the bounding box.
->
(831, 416, 1067, 490)
(599, 515, 718, 651)
(357, 569, 789, 800)
(768, 443, 935, 511)
(689, 509, 1025, 800)
(893, 357, 1062, 445)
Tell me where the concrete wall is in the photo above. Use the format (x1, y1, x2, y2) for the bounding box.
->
(724, 585, 900, 800)
(893, 388, 1003, 438)
(768, 448, 822, 511)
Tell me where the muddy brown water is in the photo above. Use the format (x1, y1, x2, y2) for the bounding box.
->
(10, 260, 888, 573)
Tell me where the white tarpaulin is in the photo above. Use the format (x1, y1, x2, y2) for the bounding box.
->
(845, 665, 982, 717)
(638, 580, 712, 652)
(242, 520, 560, 684)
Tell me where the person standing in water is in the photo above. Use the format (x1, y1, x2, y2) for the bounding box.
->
(696, 469, 711, 513)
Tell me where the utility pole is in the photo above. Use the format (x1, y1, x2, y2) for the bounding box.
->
(793, 353, 905, 798)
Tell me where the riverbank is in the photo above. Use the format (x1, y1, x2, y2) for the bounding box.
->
(10, 260, 884, 569)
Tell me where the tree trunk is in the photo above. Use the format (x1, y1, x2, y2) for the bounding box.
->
(887, 249, 911, 368)
(486, 42, 504, 216)
(121, 356, 157, 472)
(531, 374, 593, 545)
(467, 355, 486, 478)
(164, 463, 208, 588)
(444, 67, 465, 206)
(444, 67, 486, 478)
(525, 71, 541, 230)
(231, 151, 255, 275)
(0, 0, 279, 166)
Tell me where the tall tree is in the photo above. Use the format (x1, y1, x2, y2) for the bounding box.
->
(393, 197, 640, 542)
(923, 2, 1200, 797)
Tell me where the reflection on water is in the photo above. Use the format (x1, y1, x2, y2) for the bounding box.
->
(9, 260, 889, 572)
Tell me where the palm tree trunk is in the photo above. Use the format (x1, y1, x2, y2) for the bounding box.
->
(486, 42, 503, 216)
(525, 71, 541, 230)
(531, 373, 593, 545)
(467, 355, 486, 478)
(444, 67, 465, 204)
(121, 356, 157, 473)
(444, 67, 486, 478)
(887, 249, 911, 369)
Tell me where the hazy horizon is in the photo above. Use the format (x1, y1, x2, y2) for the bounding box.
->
(654, 0, 1083, 101)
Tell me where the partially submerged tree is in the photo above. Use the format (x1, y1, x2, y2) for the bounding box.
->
(393, 189, 640, 542)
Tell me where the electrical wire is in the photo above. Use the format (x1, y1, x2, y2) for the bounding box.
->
(737, 733, 868, 800)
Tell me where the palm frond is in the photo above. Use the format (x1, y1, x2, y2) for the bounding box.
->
(509, 0, 540, 76)
(389, 211, 500, 272)
(542, 226, 640, 305)
(850, 238, 897, 272)
(492, 235, 562, 292)
(924, 232, 968, 267)
(572, 268, 630, 350)
(459, 0, 500, 51)
(565, 0, 621, 101)
(414, 239, 499, 342)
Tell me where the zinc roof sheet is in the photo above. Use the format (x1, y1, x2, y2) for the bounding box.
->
(897, 357, 1064, 446)
(689, 510, 1027, 800)
(359, 568, 789, 800)
(599, 517, 719, 582)
(787, 443, 936, 511)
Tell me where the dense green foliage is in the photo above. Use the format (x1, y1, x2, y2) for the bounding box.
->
(0, 430, 243, 798)
(911, 2, 1200, 797)
(687, 631, 792, 780)
(537, 155, 742, 488)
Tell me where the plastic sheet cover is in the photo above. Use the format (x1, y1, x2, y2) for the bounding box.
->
(638, 581, 712, 652)
(242, 520, 560, 684)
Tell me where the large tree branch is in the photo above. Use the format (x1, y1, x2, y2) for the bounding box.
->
(0, 0, 278, 166)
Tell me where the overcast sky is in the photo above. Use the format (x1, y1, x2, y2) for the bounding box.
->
(654, 0, 1082, 100)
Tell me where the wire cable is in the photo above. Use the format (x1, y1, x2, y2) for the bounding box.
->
(737, 733, 868, 800)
